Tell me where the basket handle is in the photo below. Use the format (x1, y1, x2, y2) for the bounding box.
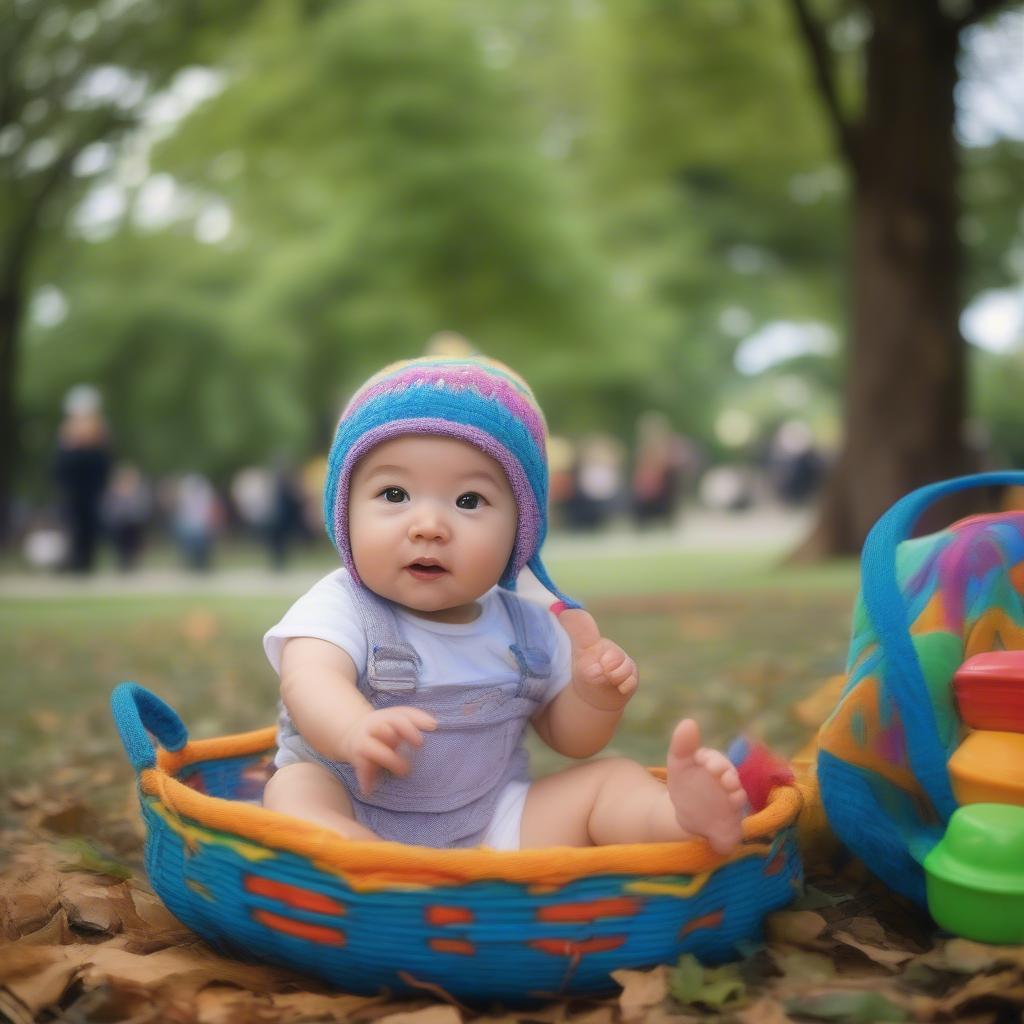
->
(860, 471, 1024, 823)
(111, 682, 189, 773)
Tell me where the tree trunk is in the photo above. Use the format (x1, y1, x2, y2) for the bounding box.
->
(794, 8, 982, 559)
(0, 279, 22, 544)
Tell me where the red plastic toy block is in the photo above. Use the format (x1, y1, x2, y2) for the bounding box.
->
(953, 651, 1024, 732)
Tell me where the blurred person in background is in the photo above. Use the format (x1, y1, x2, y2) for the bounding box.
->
(172, 473, 221, 572)
(766, 420, 826, 506)
(102, 463, 152, 571)
(266, 458, 308, 570)
(563, 434, 627, 531)
(630, 411, 699, 530)
(53, 385, 112, 574)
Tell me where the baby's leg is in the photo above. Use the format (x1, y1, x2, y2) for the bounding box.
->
(262, 762, 380, 841)
(520, 720, 745, 853)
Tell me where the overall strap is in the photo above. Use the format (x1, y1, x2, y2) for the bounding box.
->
(339, 574, 421, 693)
(860, 471, 1024, 824)
(497, 589, 551, 694)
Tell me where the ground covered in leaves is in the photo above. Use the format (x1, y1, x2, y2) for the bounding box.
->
(3, 585, 1024, 1022)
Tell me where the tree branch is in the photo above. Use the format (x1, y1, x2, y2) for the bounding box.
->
(788, 0, 861, 169)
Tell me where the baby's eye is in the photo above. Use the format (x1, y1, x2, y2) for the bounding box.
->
(456, 492, 482, 510)
(381, 487, 408, 503)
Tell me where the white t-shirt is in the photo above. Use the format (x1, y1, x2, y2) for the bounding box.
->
(264, 569, 572, 702)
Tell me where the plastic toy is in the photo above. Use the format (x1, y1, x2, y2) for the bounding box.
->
(112, 683, 803, 1004)
(948, 730, 1024, 806)
(924, 803, 1024, 944)
(953, 651, 1024, 731)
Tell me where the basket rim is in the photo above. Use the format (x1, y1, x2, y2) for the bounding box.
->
(142, 725, 803, 888)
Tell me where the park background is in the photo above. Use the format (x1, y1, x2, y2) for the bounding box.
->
(2, 1, 1024, 1021)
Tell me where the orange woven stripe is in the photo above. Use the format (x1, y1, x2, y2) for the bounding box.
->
(245, 875, 346, 915)
(139, 767, 801, 888)
(425, 906, 474, 925)
(764, 850, 787, 876)
(428, 938, 476, 955)
(157, 727, 277, 775)
(252, 909, 346, 946)
(530, 936, 626, 957)
(679, 910, 724, 936)
(536, 898, 640, 923)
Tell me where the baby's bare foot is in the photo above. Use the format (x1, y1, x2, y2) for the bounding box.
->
(666, 719, 747, 854)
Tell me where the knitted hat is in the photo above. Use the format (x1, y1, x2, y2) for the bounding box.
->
(323, 356, 576, 607)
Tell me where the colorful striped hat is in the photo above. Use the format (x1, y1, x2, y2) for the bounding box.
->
(324, 356, 576, 606)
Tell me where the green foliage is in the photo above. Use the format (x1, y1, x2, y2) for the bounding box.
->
(12, 0, 1023, 491)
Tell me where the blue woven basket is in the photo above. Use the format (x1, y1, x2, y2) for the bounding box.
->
(112, 683, 802, 1004)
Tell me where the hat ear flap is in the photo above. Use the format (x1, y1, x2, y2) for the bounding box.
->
(526, 555, 581, 610)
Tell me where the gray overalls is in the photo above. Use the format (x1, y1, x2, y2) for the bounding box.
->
(276, 578, 553, 848)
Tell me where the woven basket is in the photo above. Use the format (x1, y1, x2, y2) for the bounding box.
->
(112, 683, 802, 1004)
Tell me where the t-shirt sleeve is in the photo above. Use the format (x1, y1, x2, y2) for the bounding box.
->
(263, 571, 367, 676)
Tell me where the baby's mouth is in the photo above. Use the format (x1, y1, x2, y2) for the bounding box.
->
(406, 561, 448, 579)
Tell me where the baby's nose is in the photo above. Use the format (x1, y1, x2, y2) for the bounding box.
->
(409, 508, 450, 541)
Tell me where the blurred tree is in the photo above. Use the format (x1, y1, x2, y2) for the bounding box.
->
(788, 0, 1021, 556)
(155, 0, 646, 446)
(0, 0, 255, 537)
(574, 0, 846, 444)
(11, 0, 1020, 522)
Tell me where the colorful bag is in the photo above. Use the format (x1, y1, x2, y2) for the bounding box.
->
(112, 684, 802, 1003)
(817, 472, 1024, 905)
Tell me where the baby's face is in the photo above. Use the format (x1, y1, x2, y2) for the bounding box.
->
(348, 435, 518, 623)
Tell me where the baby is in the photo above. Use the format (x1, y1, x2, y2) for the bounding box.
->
(262, 356, 747, 853)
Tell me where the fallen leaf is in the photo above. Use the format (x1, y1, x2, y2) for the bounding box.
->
(765, 911, 828, 947)
(929, 938, 1024, 974)
(196, 985, 274, 1024)
(735, 996, 792, 1024)
(57, 838, 133, 880)
(1, 947, 79, 1017)
(783, 989, 908, 1022)
(77, 941, 300, 993)
(843, 916, 887, 945)
(64, 894, 121, 935)
(28, 710, 60, 734)
(562, 1008, 618, 1024)
(59, 875, 145, 936)
(612, 965, 669, 1021)
(181, 610, 221, 645)
(0, 990, 34, 1024)
(15, 909, 72, 947)
(769, 948, 836, 983)
(271, 990, 388, 1023)
(128, 886, 184, 931)
(669, 954, 746, 1011)
(376, 1007, 462, 1024)
(2, 893, 52, 937)
(937, 970, 1024, 1015)
(831, 931, 916, 970)
(8, 784, 43, 810)
(34, 799, 92, 835)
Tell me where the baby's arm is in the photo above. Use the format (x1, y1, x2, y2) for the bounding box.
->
(531, 609, 638, 759)
(280, 637, 436, 794)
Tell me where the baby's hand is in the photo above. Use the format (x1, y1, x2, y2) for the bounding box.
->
(559, 607, 639, 711)
(339, 706, 437, 795)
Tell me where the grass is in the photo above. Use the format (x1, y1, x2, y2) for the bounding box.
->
(0, 548, 859, 796)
